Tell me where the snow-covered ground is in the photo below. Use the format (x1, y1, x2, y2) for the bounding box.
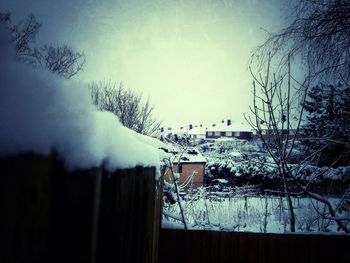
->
(162, 190, 348, 234)
(162, 139, 350, 234)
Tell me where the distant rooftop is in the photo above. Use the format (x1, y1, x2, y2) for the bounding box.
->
(160, 119, 252, 135)
(163, 144, 207, 163)
(206, 121, 252, 132)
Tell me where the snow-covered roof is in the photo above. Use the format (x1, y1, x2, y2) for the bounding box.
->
(188, 126, 206, 135)
(161, 125, 206, 136)
(173, 149, 207, 164)
(164, 145, 207, 164)
(206, 121, 252, 132)
(161, 126, 189, 136)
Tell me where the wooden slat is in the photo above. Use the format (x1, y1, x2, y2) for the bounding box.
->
(96, 166, 158, 263)
(0, 154, 159, 263)
(159, 229, 350, 263)
(0, 154, 53, 263)
(257, 231, 267, 263)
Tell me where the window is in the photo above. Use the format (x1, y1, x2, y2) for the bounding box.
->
(234, 132, 241, 136)
(225, 132, 233, 137)
(178, 164, 183, 173)
(207, 132, 213, 136)
(214, 131, 221, 136)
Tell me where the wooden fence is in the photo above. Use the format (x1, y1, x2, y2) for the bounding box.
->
(0, 153, 162, 263)
(159, 228, 350, 263)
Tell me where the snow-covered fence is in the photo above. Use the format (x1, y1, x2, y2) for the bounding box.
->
(0, 154, 162, 263)
(159, 229, 350, 263)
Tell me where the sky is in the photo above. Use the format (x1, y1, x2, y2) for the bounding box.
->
(1, 0, 289, 128)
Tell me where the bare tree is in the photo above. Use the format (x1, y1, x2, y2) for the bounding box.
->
(250, 0, 350, 82)
(246, 55, 303, 232)
(246, 55, 350, 233)
(38, 44, 85, 79)
(89, 81, 162, 136)
(1, 11, 85, 79)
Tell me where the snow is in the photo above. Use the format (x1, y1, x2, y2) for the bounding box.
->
(229, 151, 242, 157)
(188, 126, 206, 135)
(0, 26, 167, 176)
(165, 126, 189, 136)
(161, 220, 185, 230)
(163, 132, 350, 234)
(163, 191, 349, 233)
(212, 179, 229, 184)
(292, 164, 350, 182)
(171, 147, 207, 164)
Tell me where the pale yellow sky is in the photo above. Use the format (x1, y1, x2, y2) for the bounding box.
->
(4, 0, 287, 128)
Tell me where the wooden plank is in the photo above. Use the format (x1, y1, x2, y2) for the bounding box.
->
(48, 164, 97, 263)
(266, 233, 277, 263)
(97, 166, 158, 263)
(0, 154, 53, 263)
(257, 233, 267, 263)
(191, 230, 204, 262)
(238, 232, 249, 263)
(208, 230, 220, 262)
(275, 233, 288, 263)
(218, 232, 231, 262)
(0, 155, 159, 263)
(159, 229, 187, 263)
(339, 235, 350, 263)
(152, 176, 163, 263)
(246, 232, 259, 263)
(159, 229, 350, 263)
(183, 228, 193, 263)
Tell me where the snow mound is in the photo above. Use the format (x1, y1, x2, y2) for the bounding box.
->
(0, 26, 167, 176)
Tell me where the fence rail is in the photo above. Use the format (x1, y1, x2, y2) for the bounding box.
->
(159, 228, 350, 263)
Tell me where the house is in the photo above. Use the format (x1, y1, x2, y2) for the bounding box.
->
(206, 120, 253, 140)
(188, 125, 206, 142)
(164, 147, 206, 190)
(160, 124, 207, 144)
(159, 126, 189, 144)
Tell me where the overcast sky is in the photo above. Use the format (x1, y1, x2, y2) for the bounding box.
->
(2, 0, 289, 128)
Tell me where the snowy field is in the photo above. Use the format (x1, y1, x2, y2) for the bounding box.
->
(162, 191, 347, 233)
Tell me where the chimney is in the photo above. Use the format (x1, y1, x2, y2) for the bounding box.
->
(160, 127, 164, 132)
(189, 124, 193, 130)
(212, 124, 216, 127)
(227, 119, 232, 126)
(200, 124, 202, 127)
(221, 120, 224, 123)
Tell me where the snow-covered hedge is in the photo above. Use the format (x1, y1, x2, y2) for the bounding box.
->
(293, 165, 350, 182)
(201, 140, 350, 185)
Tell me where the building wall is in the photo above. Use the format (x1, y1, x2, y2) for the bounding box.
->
(238, 132, 252, 140)
(189, 134, 206, 141)
(164, 162, 205, 190)
(206, 131, 252, 140)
